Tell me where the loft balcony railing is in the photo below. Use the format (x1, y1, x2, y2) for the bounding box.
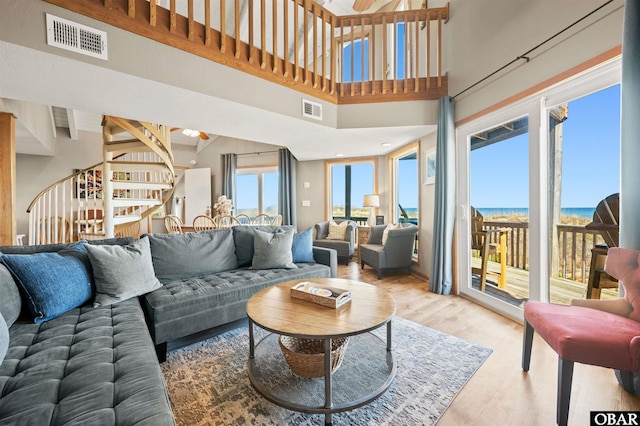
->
(43, 0, 448, 104)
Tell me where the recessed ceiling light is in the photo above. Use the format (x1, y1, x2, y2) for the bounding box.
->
(381, 143, 392, 147)
(336, 153, 344, 157)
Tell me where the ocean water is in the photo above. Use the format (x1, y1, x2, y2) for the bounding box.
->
(476, 207, 595, 219)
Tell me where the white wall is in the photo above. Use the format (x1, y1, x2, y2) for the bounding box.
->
(417, 133, 437, 276)
(445, 0, 624, 121)
(296, 160, 326, 232)
(196, 136, 282, 202)
(15, 130, 104, 237)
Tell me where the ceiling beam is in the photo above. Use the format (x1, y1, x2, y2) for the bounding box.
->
(196, 134, 220, 153)
(66, 108, 79, 140)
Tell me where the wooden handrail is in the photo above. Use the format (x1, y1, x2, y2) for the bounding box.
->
(483, 220, 607, 285)
(27, 117, 175, 244)
(43, 0, 449, 104)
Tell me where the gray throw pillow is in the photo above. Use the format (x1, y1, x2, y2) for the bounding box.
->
(0, 263, 21, 327)
(146, 229, 238, 281)
(0, 312, 8, 365)
(251, 228, 297, 269)
(86, 236, 162, 307)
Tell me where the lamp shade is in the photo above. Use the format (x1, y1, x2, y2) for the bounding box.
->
(363, 194, 380, 208)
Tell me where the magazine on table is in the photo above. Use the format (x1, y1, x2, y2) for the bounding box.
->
(290, 282, 352, 308)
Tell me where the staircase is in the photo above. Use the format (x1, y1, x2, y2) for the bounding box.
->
(27, 116, 175, 244)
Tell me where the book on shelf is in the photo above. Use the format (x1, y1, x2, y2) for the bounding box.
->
(290, 282, 352, 309)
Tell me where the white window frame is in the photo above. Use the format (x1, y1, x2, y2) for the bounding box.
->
(455, 58, 621, 322)
(236, 166, 278, 215)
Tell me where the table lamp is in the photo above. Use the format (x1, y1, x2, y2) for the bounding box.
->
(363, 194, 380, 227)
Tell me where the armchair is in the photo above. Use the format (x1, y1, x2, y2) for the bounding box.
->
(522, 247, 640, 426)
(313, 220, 357, 265)
(360, 223, 418, 279)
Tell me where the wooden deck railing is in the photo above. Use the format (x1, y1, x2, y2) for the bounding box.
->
(483, 221, 605, 284)
(43, 0, 448, 104)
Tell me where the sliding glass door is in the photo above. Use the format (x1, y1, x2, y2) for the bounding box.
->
(456, 59, 620, 320)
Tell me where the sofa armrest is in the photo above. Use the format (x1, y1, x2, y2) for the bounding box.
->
(344, 221, 357, 249)
(314, 221, 330, 240)
(313, 246, 338, 278)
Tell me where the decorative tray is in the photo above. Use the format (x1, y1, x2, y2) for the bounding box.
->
(290, 282, 352, 309)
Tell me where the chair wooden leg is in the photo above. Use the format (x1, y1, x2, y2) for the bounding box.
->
(522, 319, 534, 371)
(480, 243, 490, 292)
(498, 233, 507, 288)
(557, 357, 574, 426)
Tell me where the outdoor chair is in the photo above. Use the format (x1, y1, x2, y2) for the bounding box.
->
(470, 207, 508, 291)
(360, 223, 418, 279)
(313, 220, 357, 265)
(522, 246, 640, 426)
(585, 193, 620, 299)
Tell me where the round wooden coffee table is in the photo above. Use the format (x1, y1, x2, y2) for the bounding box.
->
(246, 278, 397, 425)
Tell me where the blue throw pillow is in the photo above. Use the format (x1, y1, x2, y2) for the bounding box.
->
(1, 241, 93, 324)
(292, 227, 315, 263)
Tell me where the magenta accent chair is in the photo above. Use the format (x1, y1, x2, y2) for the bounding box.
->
(522, 247, 640, 426)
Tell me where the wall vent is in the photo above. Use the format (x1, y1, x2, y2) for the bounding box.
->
(46, 14, 108, 60)
(302, 99, 322, 120)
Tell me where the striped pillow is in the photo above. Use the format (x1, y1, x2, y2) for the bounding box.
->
(326, 221, 348, 240)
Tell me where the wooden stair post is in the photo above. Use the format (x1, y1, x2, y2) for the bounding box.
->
(0, 112, 16, 246)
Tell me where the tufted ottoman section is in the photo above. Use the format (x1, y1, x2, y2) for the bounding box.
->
(0, 299, 174, 425)
(144, 263, 332, 347)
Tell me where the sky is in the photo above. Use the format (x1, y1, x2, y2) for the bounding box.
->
(470, 84, 620, 208)
(235, 172, 278, 213)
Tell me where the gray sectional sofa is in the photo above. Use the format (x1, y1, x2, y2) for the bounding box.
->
(0, 225, 336, 425)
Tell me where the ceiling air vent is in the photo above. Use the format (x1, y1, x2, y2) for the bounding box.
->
(302, 99, 322, 121)
(46, 13, 108, 60)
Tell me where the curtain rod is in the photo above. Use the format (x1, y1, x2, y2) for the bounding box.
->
(235, 150, 279, 156)
(451, 0, 616, 101)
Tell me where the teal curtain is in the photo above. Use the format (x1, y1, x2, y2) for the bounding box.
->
(430, 96, 455, 295)
(620, 0, 640, 250)
(278, 148, 297, 226)
(221, 153, 236, 213)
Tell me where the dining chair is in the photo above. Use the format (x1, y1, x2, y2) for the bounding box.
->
(193, 215, 216, 231)
(164, 214, 183, 234)
(252, 214, 272, 225)
(271, 214, 283, 226)
(235, 214, 251, 225)
(38, 216, 71, 244)
(217, 215, 241, 228)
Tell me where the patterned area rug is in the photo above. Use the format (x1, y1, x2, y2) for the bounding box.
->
(160, 317, 492, 425)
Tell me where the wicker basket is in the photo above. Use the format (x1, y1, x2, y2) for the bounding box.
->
(278, 336, 350, 378)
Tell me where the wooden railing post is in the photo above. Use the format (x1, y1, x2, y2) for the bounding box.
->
(0, 112, 16, 246)
(43, 0, 449, 105)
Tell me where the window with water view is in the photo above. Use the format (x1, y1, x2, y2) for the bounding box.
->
(235, 169, 278, 217)
(329, 161, 375, 223)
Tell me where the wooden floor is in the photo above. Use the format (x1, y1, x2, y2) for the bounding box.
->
(347, 261, 640, 426)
